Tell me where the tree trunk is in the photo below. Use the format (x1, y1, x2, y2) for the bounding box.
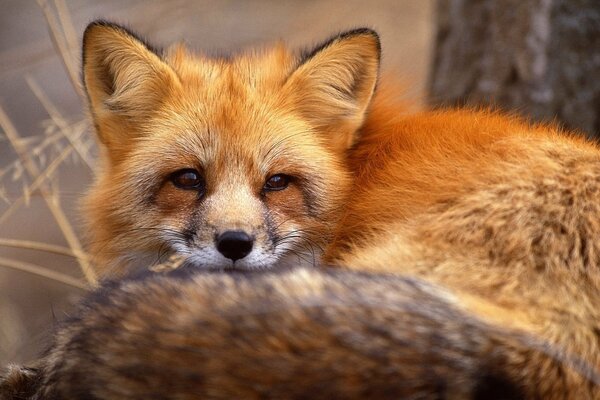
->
(429, 0, 600, 138)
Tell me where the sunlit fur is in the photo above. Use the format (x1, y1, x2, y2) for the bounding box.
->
(324, 86, 600, 398)
(81, 22, 380, 278)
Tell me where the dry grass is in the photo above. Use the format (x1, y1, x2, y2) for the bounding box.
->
(0, 2, 98, 364)
(0, 1, 95, 288)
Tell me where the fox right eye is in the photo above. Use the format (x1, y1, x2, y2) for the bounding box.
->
(170, 169, 204, 190)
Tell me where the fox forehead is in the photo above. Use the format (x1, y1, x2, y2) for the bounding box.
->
(162, 48, 305, 151)
(166, 44, 297, 93)
(122, 46, 334, 182)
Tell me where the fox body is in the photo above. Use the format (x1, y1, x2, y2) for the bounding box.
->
(3, 23, 600, 399)
(82, 22, 379, 277)
(324, 89, 600, 397)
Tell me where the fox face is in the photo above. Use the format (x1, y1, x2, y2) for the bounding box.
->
(81, 22, 380, 277)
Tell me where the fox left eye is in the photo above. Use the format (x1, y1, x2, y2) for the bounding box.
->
(264, 174, 290, 191)
(170, 169, 204, 190)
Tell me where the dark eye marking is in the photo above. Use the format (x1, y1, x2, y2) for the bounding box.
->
(170, 169, 205, 191)
(263, 174, 291, 192)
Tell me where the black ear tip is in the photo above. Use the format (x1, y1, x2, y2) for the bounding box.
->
(81, 20, 126, 82)
(299, 27, 381, 66)
(81, 19, 162, 61)
(81, 19, 162, 92)
(85, 19, 121, 30)
(338, 28, 381, 55)
(83, 20, 150, 48)
(340, 28, 380, 44)
(83, 19, 123, 41)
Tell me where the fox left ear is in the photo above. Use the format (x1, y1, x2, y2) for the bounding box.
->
(81, 21, 180, 154)
(284, 29, 380, 152)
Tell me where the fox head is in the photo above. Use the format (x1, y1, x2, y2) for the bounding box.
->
(81, 21, 380, 277)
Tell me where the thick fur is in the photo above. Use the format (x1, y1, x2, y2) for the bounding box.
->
(82, 22, 380, 277)
(324, 86, 600, 397)
(5, 268, 599, 400)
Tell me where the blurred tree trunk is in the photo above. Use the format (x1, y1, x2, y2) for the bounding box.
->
(429, 0, 600, 138)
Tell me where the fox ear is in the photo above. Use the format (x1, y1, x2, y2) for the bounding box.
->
(82, 21, 179, 148)
(284, 29, 380, 152)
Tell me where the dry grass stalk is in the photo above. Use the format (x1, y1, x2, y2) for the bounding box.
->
(0, 123, 87, 225)
(0, 130, 72, 181)
(0, 196, 27, 226)
(0, 256, 87, 290)
(25, 76, 94, 169)
(149, 254, 187, 273)
(54, 0, 79, 69)
(36, 0, 84, 99)
(0, 238, 84, 259)
(0, 104, 97, 285)
(22, 144, 76, 203)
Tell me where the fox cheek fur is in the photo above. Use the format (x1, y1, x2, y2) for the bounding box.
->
(80, 21, 380, 278)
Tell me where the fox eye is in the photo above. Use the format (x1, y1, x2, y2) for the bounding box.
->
(170, 169, 204, 190)
(264, 174, 290, 191)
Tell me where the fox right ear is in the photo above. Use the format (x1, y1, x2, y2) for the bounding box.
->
(283, 29, 380, 153)
(82, 21, 179, 149)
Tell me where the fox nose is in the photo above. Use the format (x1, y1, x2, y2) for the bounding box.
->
(215, 230, 254, 262)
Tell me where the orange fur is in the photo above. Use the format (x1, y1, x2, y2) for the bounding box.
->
(329, 87, 597, 253)
(324, 85, 600, 398)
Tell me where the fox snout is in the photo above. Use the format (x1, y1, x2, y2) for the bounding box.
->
(215, 230, 254, 262)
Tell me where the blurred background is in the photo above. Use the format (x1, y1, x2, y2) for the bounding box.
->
(0, 0, 435, 365)
(1, 0, 598, 366)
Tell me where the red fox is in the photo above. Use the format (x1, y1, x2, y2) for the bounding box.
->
(2, 22, 600, 399)
(81, 21, 379, 278)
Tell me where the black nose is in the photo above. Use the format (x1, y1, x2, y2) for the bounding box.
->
(215, 230, 254, 262)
